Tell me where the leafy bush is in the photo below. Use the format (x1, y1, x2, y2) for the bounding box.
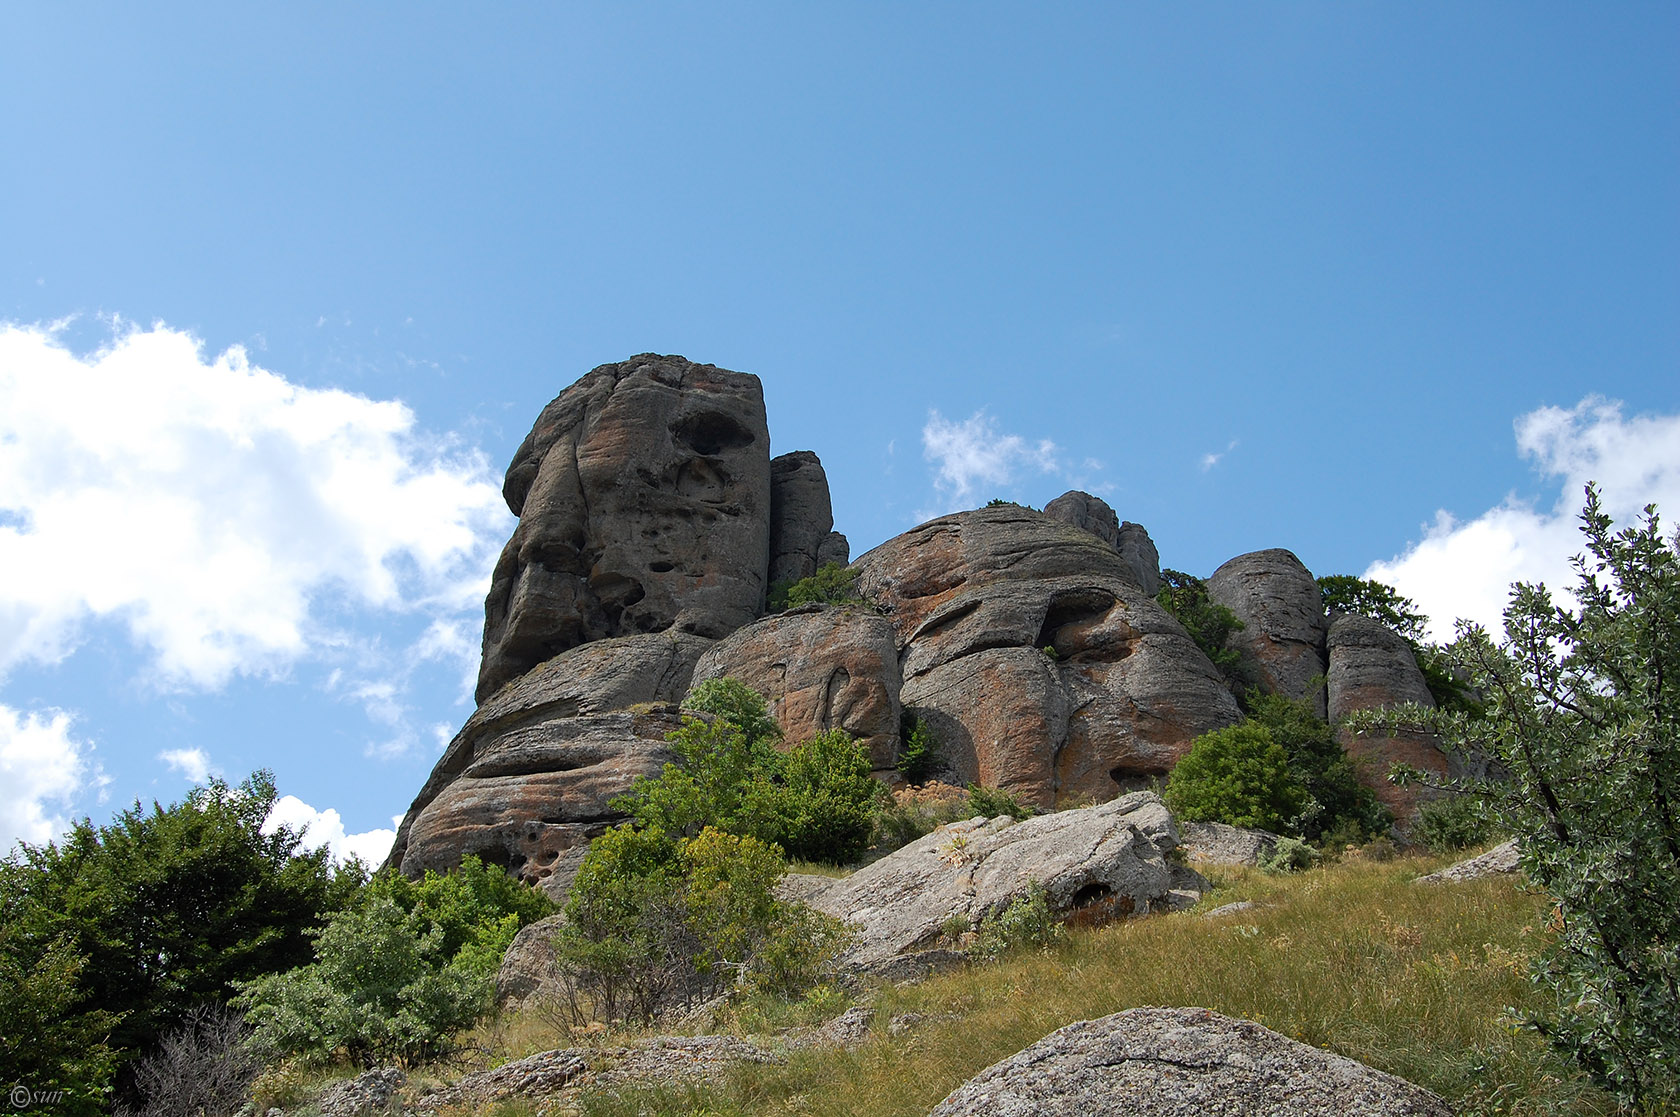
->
(363, 853, 555, 968)
(1165, 724, 1307, 833)
(553, 825, 847, 1023)
(0, 771, 359, 1102)
(236, 894, 491, 1066)
(1259, 836, 1320, 874)
(872, 782, 974, 850)
(619, 679, 881, 865)
(967, 885, 1066, 961)
(1244, 692, 1390, 842)
(0, 930, 120, 1117)
(896, 711, 943, 784)
(1156, 569, 1249, 691)
(1414, 793, 1500, 854)
(967, 783, 1036, 820)
(766, 562, 863, 612)
(1351, 487, 1680, 1106)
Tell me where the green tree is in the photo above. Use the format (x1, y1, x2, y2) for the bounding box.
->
(1316, 574, 1428, 643)
(1354, 487, 1679, 1106)
(0, 930, 121, 1117)
(1245, 692, 1390, 842)
(766, 562, 864, 612)
(362, 853, 555, 973)
(753, 729, 881, 864)
(1156, 569, 1249, 691)
(1164, 723, 1307, 833)
(0, 771, 359, 1092)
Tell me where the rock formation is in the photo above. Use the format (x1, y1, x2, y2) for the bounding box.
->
(1207, 548, 1330, 714)
(691, 604, 902, 770)
(477, 355, 771, 703)
(929, 1006, 1453, 1116)
(855, 505, 1240, 806)
(1327, 613, 1446, 821)
(1043, 489, 1161, 595)
(801, 793, 1203, 974)
(768, 450, 848, 585)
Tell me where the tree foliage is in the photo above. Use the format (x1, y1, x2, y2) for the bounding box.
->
(766, 562, 863, 612)
(0, 771, 359, 1099)
(1164, 723, 1306, 833)
(1317, 574, 1429, 644)
(1156, 569, 1249, 691)
(1245, 692, 1390, 842)
(1353, 487, 1679, 1105)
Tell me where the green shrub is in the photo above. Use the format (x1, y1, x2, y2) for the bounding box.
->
(754, 730, 882, 865)
(968, 885, 1065, 961)
(1414, 794, 1500, 854)
(896, 712, 943, 785)
(766, 562, 862, 612)
(1156, 569, 1249, 691)
(1165, 724, 1307, 833)
(967, 783, 1036, 821)
(1259, 836, 1320, 874)
(1244, 692, 1390, 842)
(362, 853, 555, 970)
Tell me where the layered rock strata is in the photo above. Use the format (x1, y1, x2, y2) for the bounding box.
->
(1327, 613, 1446, 821)
(854, 505, 1240, 807)
(1207, 548, 1329, 714)
(691, 604, 902, 770)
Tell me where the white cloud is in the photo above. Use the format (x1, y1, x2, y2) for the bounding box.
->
(159, 746, 213, 784)
(0, 320, 512, 692)
(0, 705, 102, 851)
(920, 410, 1064, 516)
(1201, 439, 1239, 472)
(263, 793, 397, 867)
(1367, 397, 1680, 642)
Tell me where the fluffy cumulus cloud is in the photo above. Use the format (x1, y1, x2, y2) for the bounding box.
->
(920, 410, 1065, 516)
(0, 320, 512, 691)
(1367, 397, 1680, 642)
(0, 705, 103, 851)
(263, 793, 398, 867)
(159, 746, 213, 784)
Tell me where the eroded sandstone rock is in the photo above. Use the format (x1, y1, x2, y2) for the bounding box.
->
(1328, 613, 1445, 822)
(691, 604, 902, 769)
(768, 450, 836, 587)
(1207, 548, 1329, 714)
(478, 355, 771, 702)
(807, 793, 1199, 973)
(1042, 490, 1161, 595)
(855, 506, 1239, 806)
(496, 913, 565, 1010)
(929, 1006, 1452, 1116)
(389, 633, 711, 883)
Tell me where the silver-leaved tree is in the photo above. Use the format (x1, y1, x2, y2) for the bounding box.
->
(1355, 484, 1679, 1106)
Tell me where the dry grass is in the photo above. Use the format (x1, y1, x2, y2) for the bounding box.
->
(575, 849, 1625, 1117)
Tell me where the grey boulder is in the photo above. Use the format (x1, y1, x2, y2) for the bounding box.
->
(807, 792, 1198, 973)
(929, 1006, 1453, 1116)
(1179, 820, 1281, 867)
(768, 450, 838, 586)
(1042, 490, 1161, 595)
(1207, 549, 1329, 715)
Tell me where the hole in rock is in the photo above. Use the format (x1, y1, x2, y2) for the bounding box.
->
(648, 561, 676, 573)
(1071, 882, 1114, 908)
(671, 411, 757, 455)
(1108, 764, 1159, 794)
(1035, 589, 1119, 658)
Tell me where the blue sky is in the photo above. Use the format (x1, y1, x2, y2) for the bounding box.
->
(3, 4, 1677, 860)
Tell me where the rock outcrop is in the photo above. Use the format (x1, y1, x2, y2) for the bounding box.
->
(929, 1006, 1453, 1116)
(855, 506, 1239, 806)
(1207, 549, 1329, 714)
(389, 633, 709, 883)
(1043, 490, 1161, 595)
(1416, 838, 1520, 884)
(1179, 820, 1280, 867)
(691, 604, 902, 769)
(1327, 613, 1445, 821)
(768, 450, 847, 586)
(496, 913, 565, 1010)
(478, 355, 771, 702)
(806, 793, 1200, 973)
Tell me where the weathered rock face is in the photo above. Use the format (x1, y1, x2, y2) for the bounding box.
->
(807, 793, 1199, 973)
(390, 633, 711, 884)
(929, 1006, 1453, 1117)
(691, 604, 902, 769)
(1417, 838, 1520, 884)
(478, 355, 771, 702)
(767, 450, 836, 587)
(1179, 820, 1280, 867)
(1328, 613, 1445, 821)
(1042, 490, 1160, 595)
(1207, 548, 1329, 714)
(855, 506, 1240, 806)
(497, 914, 566, 1010)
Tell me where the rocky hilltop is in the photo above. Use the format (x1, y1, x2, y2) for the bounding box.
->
(386, 355, 1443, 889)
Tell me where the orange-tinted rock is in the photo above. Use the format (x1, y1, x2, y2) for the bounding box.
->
(389, 633, 711, 883)
(1327, 613, 1445, 822)
(691, 604, 902, 769)
(855, 506, 1239, 807)
(477, 355, 771, 702)
(1207, 549, 1329, 714)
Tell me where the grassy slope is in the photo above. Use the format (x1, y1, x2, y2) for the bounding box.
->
(570, 851, 1624, 1117)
